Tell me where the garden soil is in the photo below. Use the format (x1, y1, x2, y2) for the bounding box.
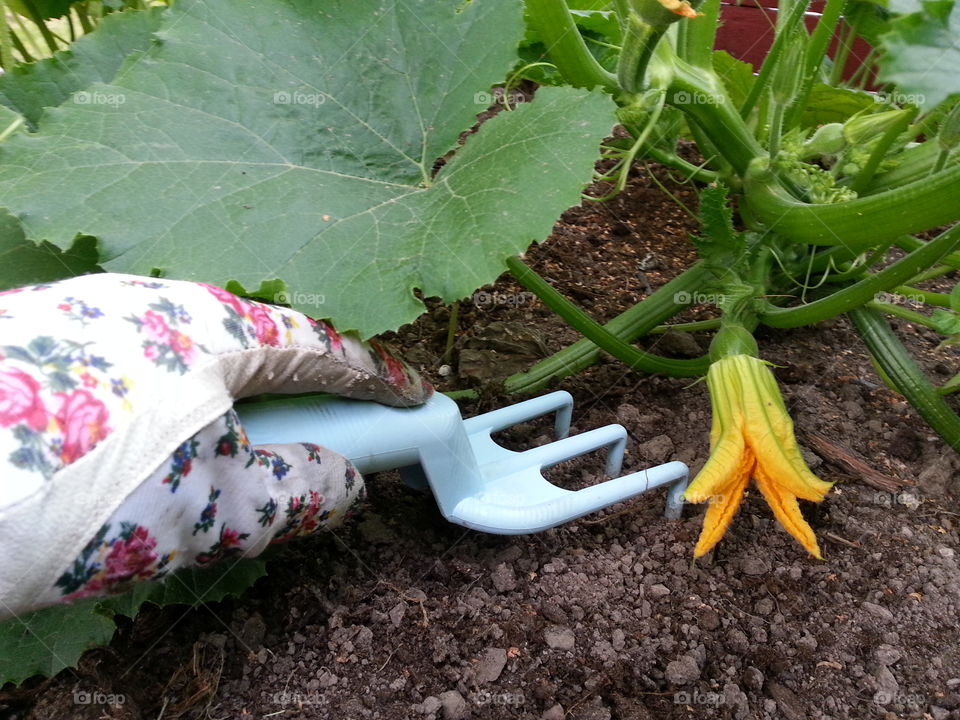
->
(2, 163, 959, 720)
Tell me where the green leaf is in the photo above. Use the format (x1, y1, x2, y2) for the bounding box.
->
(0, 0, 616, 337)
(800, 84, 878, 127)
(0, 8, 164, 127)
(691, 184, 744, 270)
(143, 558, 267, 608)
(0, 105, 24, 139)
(931, 307, 960, 334)
(712, 51, 755, 111)
(0, 597, 116, 685)
(7, 0, 74, 20)
(878, 1, 960, 111)
(949, 281, 960, 312)
(0, 210, 101, 291)
(845, 0, 892, 45)
(0, 558, 266, 686)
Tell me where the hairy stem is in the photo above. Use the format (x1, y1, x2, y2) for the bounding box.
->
(505, 262, 713, 393)
(759, 224, 960, 327)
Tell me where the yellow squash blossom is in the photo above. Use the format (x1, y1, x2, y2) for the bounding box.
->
(684, 354, 833, 558)
(658, 0, 701, 18)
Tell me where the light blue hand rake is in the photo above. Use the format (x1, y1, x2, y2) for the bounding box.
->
(236, 391, 688, 534)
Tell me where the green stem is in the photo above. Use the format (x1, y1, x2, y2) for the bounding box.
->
(7, 25, 33, 62)
(906, 264, 956, 284)
(676, 0, 719, 69)
(670, 59, 766, 175)
(506, 257, 710, 377)
(444, 389, 479, 401)
(11, 12, 43, 59)
(767, 101, 785, 160)
(651, 317, 721, 333)
(504, 262, 714, 393)
(617, 12, 665, 93)
(869, 142, 958, 193)
(890, 286, 951, 307)
(847, 107, 917, 195)
(939, 374, 960, 396)
(739, 0, 809, 120)
(933, 149, 950, 175)
(784, 0, 846, 129)
(805, 236, 900, 276)
(867, 300, 938, 330)
(0, 116, 25, 143)
(598, 94, 667, 198)
(896, 236, 960, 272)
(847, 46, 879, 90)
(643, 162, 697, 219)
(525, 0, 618, 91)
(849, 306, 960, 452)
(829, 19, 855, 86)
(643, 146, 719, 183)
(744, 158, 960, 247)
(0, 0, 14, 68)
(19, 0, 60, 54)
(759, 224, 960, 327)
(75, 3, 94, 34)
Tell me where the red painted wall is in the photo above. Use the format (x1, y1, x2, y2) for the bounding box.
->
(714, 1, 872, 82)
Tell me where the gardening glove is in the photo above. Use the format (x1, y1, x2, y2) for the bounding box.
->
(0, 274, 432, 621)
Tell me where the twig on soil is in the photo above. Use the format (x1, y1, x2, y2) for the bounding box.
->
(823, 532, 861, 549)
(563, 673, 611, 716)
(799, 430, 909, 493)
(378, 647, 398, 672)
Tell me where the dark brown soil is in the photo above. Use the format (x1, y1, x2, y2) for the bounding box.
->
(3, 163, 959, 720)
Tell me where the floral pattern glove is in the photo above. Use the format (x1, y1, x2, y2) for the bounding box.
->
(0, 274, 431, 620)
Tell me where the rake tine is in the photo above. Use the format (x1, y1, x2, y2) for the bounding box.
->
(482, 424, 627, 478)
(463, 391, 573, 439)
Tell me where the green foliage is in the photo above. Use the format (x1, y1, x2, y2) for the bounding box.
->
(930, 282, 960, 338)
(512, 0, 960, 455)
(0, 7, 163, 127)
(691, 184, 742, 265)
(879, 0, 960, 111)
(0, 210, 102, 288)
(519, 0, 621, 85)
(0, 0, 616, 336)
(712, 51, 754, 110)
(0, 558, 266, 686)
(799, 84, 878, 127)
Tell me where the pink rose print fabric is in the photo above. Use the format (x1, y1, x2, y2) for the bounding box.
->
(0, 274, 431, 620)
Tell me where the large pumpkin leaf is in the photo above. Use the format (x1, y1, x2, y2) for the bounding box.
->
(0, 210, 101, 290)
(878, 0, 960, 111)
(0, 558, 266, 686)
(0, 0, 616, 336)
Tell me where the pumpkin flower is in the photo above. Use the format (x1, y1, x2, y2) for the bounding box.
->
(658, 0, 700, 18)
(685, 354, 833, 558)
